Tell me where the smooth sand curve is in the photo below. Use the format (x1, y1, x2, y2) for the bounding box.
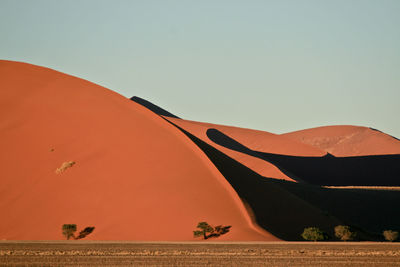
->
(0, 60, 276, 241)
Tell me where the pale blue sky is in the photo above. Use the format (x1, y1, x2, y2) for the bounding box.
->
(1, 0, 399, 137)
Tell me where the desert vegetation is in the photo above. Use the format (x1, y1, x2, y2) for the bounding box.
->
(62, 224, 77, 240)
(301, 227, 328, 241)
(56, 161, 76, 174)
(62, 224, 95, 240)
(193, 222, 231, 239)
(383, 230, 399, 242)
(334, 225, 356, 241)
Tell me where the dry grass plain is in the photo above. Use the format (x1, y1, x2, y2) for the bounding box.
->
(1, 241, 400, 266)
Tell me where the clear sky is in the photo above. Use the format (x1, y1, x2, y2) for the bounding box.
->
(1, 0, 399, 137)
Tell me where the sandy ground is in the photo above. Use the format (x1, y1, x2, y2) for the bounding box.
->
(1, 241, 400, 266)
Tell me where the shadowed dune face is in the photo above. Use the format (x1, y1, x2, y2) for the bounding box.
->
(206, 128, 400, 186)
(275, 179, 400, 236)
(166, 119, 326, 157)
(162, 120, 344, 240)
(0, 60, 276, 241)
(161, 123, 400, 239)
(164, 118, 294, 181)
(132, 97, 400, 240)
(282, 125, 400, 156)
(164, 118, 329, 182)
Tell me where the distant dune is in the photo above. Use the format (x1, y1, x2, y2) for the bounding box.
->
(2, 60, 400, 241)
(282, 125, 400, 156)
(206, 128, 400, 186)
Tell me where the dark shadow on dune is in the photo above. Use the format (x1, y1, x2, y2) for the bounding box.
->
(130, 96, 180, 118)
(207, 128, 400, 186)
(129, 100, 400, 240)
(274, 179, 400, 239)
(172, 124, 400, 240)
(163, 118, 343, 241)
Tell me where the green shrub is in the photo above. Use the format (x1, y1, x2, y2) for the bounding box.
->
(334, 225, 356, 241)
(383, 230, 399, 242)
(62, 224, 77, 240)
(301, 227, 327, 241)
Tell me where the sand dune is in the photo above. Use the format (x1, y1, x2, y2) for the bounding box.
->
(164, 118, 295, 181)
(130, 97, 298, 180)
(2, 60, 399, 242)
(166, 119, 326, 157)
(207, 128, 400, 186)
(282, 125, 400, 156)
(160, 123, 347, 240)
(163, 118, 330, 182)
(130, 98, 400, 238)
(168, 127, 400, 238)
(0, 60, 276, 241)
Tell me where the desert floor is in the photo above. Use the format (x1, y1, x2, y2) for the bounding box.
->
(1, 241, 399, 266)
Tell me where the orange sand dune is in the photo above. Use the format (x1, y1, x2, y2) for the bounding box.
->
(282, 125, 400, 157)
(0, 60, 277, 241)
(164, 118, 326, 182)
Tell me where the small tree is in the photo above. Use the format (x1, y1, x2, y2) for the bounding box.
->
(383, 230, 399, 242)
(301, 227, 327, 241)
(62, 224, 77, 240)
(334, 225, 356, 241)
(194, 222, 214, 239)
(193, 222, 231, 240)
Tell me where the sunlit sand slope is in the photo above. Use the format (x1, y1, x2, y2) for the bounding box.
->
(0, 60, 276, 241)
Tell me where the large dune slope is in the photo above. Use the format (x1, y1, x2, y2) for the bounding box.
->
(0, 60, 276, 241)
